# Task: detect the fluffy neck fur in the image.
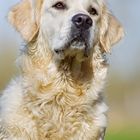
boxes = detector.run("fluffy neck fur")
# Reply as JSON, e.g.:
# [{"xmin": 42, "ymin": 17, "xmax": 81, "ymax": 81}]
[
  {"xmin": 0, "ymin": 33, "xmax": 109, "ymax": 140},
  {"xmin": 18, "ymin": 33, "xmax": 108, "ymax": 107}
]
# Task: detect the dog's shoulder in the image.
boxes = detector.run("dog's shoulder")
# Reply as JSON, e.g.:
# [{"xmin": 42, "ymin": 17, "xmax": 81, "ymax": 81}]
[{"xmin": 0, "ymin": 77, "xmax": 23, "ymax": 120}]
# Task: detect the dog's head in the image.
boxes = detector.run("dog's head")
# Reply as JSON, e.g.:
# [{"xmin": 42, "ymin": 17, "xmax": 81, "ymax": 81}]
[{"xmin": 9, "ymin": 0, "xmax": 124, "ymax": 61}]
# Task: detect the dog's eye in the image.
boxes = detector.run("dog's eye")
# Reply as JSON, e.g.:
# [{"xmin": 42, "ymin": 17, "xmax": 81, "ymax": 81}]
[
  {"xmin": 88, "ymin": 7, "xmax": 98, "ymax": 16},
  {"xmin": 52, "ymin": 2, "xmax": 67, "ymax": 10}
]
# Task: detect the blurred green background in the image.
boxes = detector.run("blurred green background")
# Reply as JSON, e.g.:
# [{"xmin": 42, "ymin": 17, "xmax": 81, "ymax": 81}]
[{"xmin": 0, "ymin": 0, "xmax": 140, "ymax": 139}]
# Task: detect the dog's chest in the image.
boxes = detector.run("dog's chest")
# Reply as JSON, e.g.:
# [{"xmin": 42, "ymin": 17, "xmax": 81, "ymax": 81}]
[
  {"xmin": 23, "ymin": 89, "xmax": 96, "ymax": 139},
  {"xmin": 38, "ymin": 105, "xmax": 94, "ymax": 139},
  {"xmin": 21, "ymin": 66, "xmax": 104, "ymax": 139}
]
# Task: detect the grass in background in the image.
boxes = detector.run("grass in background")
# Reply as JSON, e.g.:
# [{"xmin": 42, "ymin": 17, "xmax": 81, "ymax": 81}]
[
  {"xmin": 105, "ymin": 126, "xmax": 140, "ymax": 140},
  {"xmin": 106, "ymin": 132, "xmax": 140, "ymax": 140}
]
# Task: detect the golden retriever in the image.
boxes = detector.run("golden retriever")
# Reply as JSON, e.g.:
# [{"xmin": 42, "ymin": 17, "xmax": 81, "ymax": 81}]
[{"xmin": 0, "ymin": 0, "xmax": 124, "ymax": 139}]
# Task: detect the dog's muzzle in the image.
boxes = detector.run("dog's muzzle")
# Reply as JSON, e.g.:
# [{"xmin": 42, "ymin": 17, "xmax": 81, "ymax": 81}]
[
  {"xmin": 54, "ymin": 14, "xmax": 93, "ymax": 57},
  {"xmin": 70, "ymin": 14, "xmax": 92, "ymax": 46},
  {"xmin": 70, "ymin": 14, "xmax": 93, "ymax": 55}
]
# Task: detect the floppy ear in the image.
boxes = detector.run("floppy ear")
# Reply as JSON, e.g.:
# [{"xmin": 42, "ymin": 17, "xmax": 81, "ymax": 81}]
[
  {"xmin": 99, "ymin": 12, "xmax": 124, "ymax": 53},
  {"xmin": 8, "ymin": 0, "xmax": 43, "ymax": 42}
]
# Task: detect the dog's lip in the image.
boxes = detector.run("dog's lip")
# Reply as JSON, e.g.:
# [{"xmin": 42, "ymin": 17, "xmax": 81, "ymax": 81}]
[
  {"xmin": 69, "ymin": 35, "xmax": 89, "ymax": 46},
  {"xmin": 54, "ymin": 35, "xmax": 90, "ymax": 57}
]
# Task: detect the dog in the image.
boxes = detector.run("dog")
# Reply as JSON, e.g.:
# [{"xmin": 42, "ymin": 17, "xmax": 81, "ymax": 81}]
[{"xmin": 0, "ymin": 0, "xmax": 124, "ymax": 139}]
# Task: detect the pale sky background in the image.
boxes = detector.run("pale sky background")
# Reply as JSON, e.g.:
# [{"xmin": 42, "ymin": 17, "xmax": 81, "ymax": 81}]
[{"xmin": 0, "ymin": 0, "xmax": 140, "ymax": 79}]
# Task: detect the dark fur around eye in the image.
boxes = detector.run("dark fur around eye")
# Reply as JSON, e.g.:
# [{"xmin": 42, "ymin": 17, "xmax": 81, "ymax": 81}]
[{"xmin": 88, "ymin": 7, "xmax": 98, "ymax": 16}]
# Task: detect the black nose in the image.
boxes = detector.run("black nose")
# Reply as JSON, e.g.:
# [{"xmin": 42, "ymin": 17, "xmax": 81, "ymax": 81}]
[{"xmin": 72, "ymin": 14, "xmax": 93, "ymax": 30}]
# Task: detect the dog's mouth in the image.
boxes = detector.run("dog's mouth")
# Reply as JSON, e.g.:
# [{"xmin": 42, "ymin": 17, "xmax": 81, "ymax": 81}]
[
  {"xmin": 69, "ymin": 35, "xmax": 90, "ymax": 57},
  {"xmin": 55, "ymin": 30, "xmax": 91, "ymax": 58}
]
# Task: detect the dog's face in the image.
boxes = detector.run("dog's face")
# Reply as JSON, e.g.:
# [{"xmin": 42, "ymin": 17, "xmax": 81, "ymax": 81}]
[
  {"xmin": 9, "ymin": 0, "xmax": 124, "ymax": 60},
  {"xmin": 40, "ymin": 0, "xmax": 102, "ymax": 59}
]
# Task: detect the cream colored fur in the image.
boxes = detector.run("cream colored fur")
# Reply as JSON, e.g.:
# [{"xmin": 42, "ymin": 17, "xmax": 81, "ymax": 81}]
[{"xmin": 0, "ymin": 0, "xmax": 124, "ymax": 139}]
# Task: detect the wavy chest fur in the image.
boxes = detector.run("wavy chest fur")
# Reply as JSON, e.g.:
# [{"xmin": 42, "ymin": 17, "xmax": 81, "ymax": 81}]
[
  {"xmin": 18, "ymin": 54, "xmax": 108, "ymax": 139},
  {"xmin": 0, "ymin": 47, "xmax": 108, "ymax": 140}
]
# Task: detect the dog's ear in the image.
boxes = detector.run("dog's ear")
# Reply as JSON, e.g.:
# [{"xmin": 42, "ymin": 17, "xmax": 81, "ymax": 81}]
[
  {"xmin": 99, "ymin": 12, "xmax": 124, "ymax": 53},
  {"xmin": 8, "ymin": 0, "xmax": 43, "ymax": 42}
]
